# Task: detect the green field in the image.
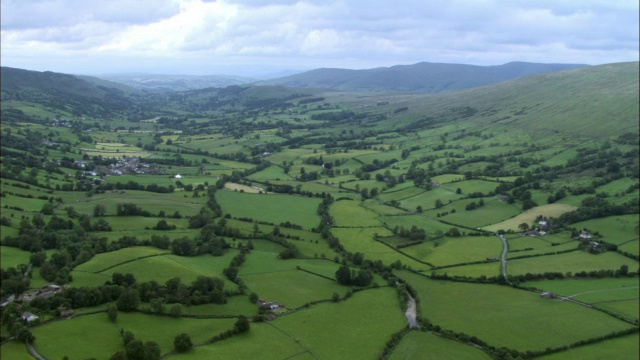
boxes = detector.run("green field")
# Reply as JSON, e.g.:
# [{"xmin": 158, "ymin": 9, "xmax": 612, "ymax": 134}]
[
  {"xmin": 274, "ymin": 287, "xmax": 406, "ymax": 359},
  {"xmin": 538, "ymin": 333, "xmax": 639, "ymax": 360},
  {"xmin": 508, "ymin": 251, "xmax": 639, "ymax": 276},
  {"xmin": 399, "ymin": 271, "xmax": 634, "ymax": 352},
  {"xmin": 389, "ymin": 331, "xmax": 492, "ymax": 360},
  {"xmin": 216, "ymin": 190, "xmax": 322, "ymax": 230},
  {"xmin": 0, "ymin": 246, "xmax": 31, "ymax": 269}
]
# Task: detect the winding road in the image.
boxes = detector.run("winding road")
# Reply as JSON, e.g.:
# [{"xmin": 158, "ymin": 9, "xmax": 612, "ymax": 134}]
[{"xmin": 497, "ymin": 234, "xmax": 511, "ymax": 285}]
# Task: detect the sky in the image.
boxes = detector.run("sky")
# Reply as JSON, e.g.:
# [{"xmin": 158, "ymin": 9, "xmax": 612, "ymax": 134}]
[{"xmin": 1, "ymin": 0, "xmax": 638, "ymax": 77}]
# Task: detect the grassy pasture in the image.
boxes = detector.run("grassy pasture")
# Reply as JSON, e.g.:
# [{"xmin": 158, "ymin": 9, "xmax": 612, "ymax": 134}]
[
  {"xmin": 377, "ymin": 184, "xmax": 425, "ymax": 203},
  {"xmin": 430, "ymin": 174, "xmax": 465, "ymax": 184},
  {"xmin": 595, "ymin": 300, "xmax": 639, "ymax": 321},
  {"xmin": 69, "ymin": 270, "xmax": 111, "ymax": 287},
  {"xmin": 102, "ymin": 253, "xmax": 238, "ymax": 287},
  {"xmin": 362, "ymin": 199, "xmax": 407, "ymax": 215},
  {"xmin": 379, "ymin": 215, "xmax": 458, "ymax": 236},
  {"xmin": 331, "ymin": 199, "xmax": 382, "ymax": 227},
  {"xmin": 508, "ymin": 251, "xmax": 639, "ymax": 276},
  {"xmin": 224, "ymin": 182, "xmax": 263, "ymax": 193},
  {"xmin": 399, "ymin": 271, "xmax": 634, "ymax": 352},
  {"xmin": 247, "ymin": 165, "xmax": 289, "ymax": 180},
  {"xmin": 0, "ymin": 225, "xmax": 19, "ymax": 240},
  {"xmin": 332, "ymin": 227, "xmax": 431, "ymax": 271},
  {"xmin": 1, "ymin": 193, "xmax": 49, "ymax": 212},
  {"xmin": 401, "ymin": 236, "xmax": 502, "ymax": 266},
  {"xmin": 117, "ymin": 312, "xmax": 237, "ymax": 354},
  {"xmin": 216, "ymin": 190, "xmax": 321, "ymax": 230},
  {"xmin": 242, "ymin": 269, "xmax": 346, "ymax": 309},
  {"xmin": 274, "ymin": 287, "xmax": 406, "ymax": 360},
  {"xmin": 183, "ymin": 295, "xmax": 256, "ymax": 316},
  {"xmin": 398, "ymin": 187, "xmax": 465, "ymax": 211},
  {"xmin": 0, "ymin": 246, "xmax": 30, "ymax": 269},
  {"xmin": 424, "ymin": 197, "xmax": 521, "ymax": 228},
  {"xmin": 537, "ymin": 333, "xmax": 639, "ymax": 360},
  {"xmin": 507, "ymin": 239, "xmax": 578, "ymax": 257},
  {"xmin": 524, "ymin": 277, "xmax": 639, "ymax": 320},
  {"xmin": 0, "ymin": 341, "xmax": 32, "ymax": 360},
  {"xmin": 619, "ymin": 240, "xmax": 639, "ymax": 256},
  {"xmin": 66, "ymin": 190, "xmax": 206, "ymax": 217},
  {"xmin": 440, "ymin": 179, "xmax": 499, "ymax": 195},
  {"xmin": 572, "ymin": 215, "xmax": 638, "ymax": 245},
  {"xmin": 483, "ymin": 203, "xmax": 578, "ymax": 232},
  {"xmin": 166, "ymin": 322, "xmax": 308, "ymax": 360},
  {"xmin": 389, "ymin": 331, "xmax": 492, "ymax": 360},
  {"xmin": 32, "ymin": 313, "xmax": 123, "ymax": 359},
  {"xmin": 429, "ymin": 262, "xmax": 501, "ymax": 278},
  {"xmin": 75, "ymin": 247, "xmax": 171, "ymax": 273}
]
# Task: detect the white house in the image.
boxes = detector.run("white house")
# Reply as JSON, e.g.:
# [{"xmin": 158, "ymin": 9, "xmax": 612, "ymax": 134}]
[{"xmin": 21, "ymin": 312, "xmax": 39, "ymax": 323}]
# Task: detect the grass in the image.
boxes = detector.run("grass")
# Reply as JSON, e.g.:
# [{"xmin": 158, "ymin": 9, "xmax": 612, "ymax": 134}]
[
  {"xmin": 182, "ymin": 296, "xmax": 257, "ymax": 316},
  {"xmin": 508, "ymin": 251, "xmax": 639, "ymax": 276},
  {"xmin": 524, "ymin": 277, "xmax": 640, "ymax": 320},
  {"xmin": 401, "ymin": 236, "xmax": 503, "ymax": 266},
  {"xmin": 572, "ymin": 215, "xmax": 639, "ymax": 245},
  {"xmin": 0, "ymin": 341, "xmax": 32, "ymax": 360},
  {"xmin": 274, "ymin": 287, "xmax": 407, "ymax": 360},
  {"xmin": 424, "ymin": 197, "xmax": 521, "ymax": 228},
  {"xmin": 331, "ymin": 199, "xmax": 382, "ymax": 227},
  {"xmin": 1, "ymin": 245, "xmax": 31, "ymax": 269},
  {"xmin": 116, "ymin": 312, "xmax": 236, "ymax": 354},
  {"xmin": 216, "ymin": 190, "xmax": 322, "ymax": 230},
  {"xmin": 32, "ymin": 312, "xmax": 123, "ymax": 359},
  {"xmin": 242, "ymin": 269, "xmax": 346, "ymax": 309},
  {"xmin": 537, "ymin": 332, "xmax": 639, "ymax": 360},
  {"xmin": 389, "ymin": 331, "xmax": 492, "ymax": 360},
  {"xmin": 74, "ymin": 247, "xmax": 171, "ymax": 273},
  {"xmin": 484, "ymin": 203, "xmax": 578, "ymax": 232},
  {"xmin": 102, "ymin": 253, "xmax": 238, "ymax": 287},
  {"xmin": 165, "ymin": 322, "xmax": 308, "ymax": 360},
  {"xmin": 398, "ymin": 271, "xmax": 634, "ymax": 352},
  {"xmin": 332, "ymin": 227, "xmax": 431, "ymax": 271}
]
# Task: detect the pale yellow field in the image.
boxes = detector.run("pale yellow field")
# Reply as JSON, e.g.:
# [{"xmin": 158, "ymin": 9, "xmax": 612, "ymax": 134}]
[
  {"xmin": 224, "ymin": 182, "xmax": 265, "ymax": 193},
  {"xmin": 483, "ymin": 203, "xmax": 577, "ymax": 232}
]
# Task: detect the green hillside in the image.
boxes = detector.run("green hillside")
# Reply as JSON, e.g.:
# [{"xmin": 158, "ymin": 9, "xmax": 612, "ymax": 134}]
[{"xmin": 259, "ymin": 61, "xmax": 587, "ymax": 93}]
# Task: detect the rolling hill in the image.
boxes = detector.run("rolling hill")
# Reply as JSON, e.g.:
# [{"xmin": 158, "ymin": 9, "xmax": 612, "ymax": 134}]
[
  {"xmin": 95, "ymin": 73, "xmax": 259, "ymax": 92},
  {"xmin": 1, "ymin": 67, "xmax": 142, "ymax": 117},
  {"xmin": 317, "ymin": 62, "xmax": 639, "ymax": 139},
  {"xmin": 258, "ymin": 61, "xmax": 588, "ymax": 93}
]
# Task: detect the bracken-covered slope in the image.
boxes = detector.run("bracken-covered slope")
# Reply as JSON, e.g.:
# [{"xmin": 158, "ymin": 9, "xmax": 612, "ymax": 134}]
[{"xmin": 258, "ymin": 61, "xmax": 587, "ymax": 93}]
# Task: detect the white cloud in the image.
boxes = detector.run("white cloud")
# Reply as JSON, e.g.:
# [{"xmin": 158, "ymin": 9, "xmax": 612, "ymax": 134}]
[{"xmin": 1, "ymin": 0, "xmax": 637, "ymax": 74}]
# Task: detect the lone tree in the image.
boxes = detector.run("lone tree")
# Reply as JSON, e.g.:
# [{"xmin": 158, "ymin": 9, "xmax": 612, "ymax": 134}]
[
  {"xmin": 335, "ymin": 265, "xmax": 352, "ymax": 285},
  {"xmin": 234, "ymin": 315, "xmax": 250, "ymax": 333},
  {"xmin": 174, "ymin": 333, "xmax": 193, "ymax": 353},
  {"xmin": 518, "ymin": 223, "xmax": 530, "ymax": 232}
]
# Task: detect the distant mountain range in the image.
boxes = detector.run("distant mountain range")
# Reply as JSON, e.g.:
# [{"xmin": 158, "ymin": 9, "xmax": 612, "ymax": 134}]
[
  {"xmin": 257, "ymin": 62, "xmax": 588, "ymax": 93},
  {"xmin": 1, "ymin": 61, "xmax": 601, "ymax": 118},
  {"xmin": 90, "ymin": 73, "xmax": 259, "ymax": 93}
]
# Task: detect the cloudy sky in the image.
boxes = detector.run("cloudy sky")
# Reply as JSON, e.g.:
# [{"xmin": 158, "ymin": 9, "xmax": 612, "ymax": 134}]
[{"xmin": 1, "ymin": 0, "xmax": 638, "ymax": 76}]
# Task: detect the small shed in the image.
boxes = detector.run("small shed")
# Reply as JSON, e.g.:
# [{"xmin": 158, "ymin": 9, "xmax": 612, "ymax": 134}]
[
  {"xmin": 21, "ymin": 312, "xmax": 39, "ymax": 323},
  {"xmin": 540, "ymin": 292, "xmax": 557, "ymax": 299}
]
